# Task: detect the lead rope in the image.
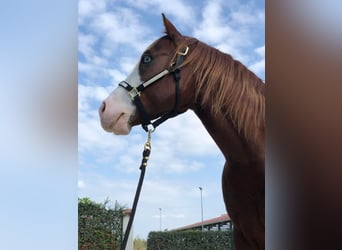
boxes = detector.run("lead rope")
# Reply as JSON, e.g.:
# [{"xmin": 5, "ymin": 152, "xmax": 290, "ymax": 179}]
[{"xmin": 120, "ymin": 129, "xmax": 154, "ymax": 250}]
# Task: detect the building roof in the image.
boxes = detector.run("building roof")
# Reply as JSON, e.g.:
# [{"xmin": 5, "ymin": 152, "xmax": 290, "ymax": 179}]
[
  {"xmin": 122, "ymin": 208, "xmax": 132, "ymax": 215},
  {"xmin": 174, "ymin": 214, "xmax": 231, "ymax": 231}
]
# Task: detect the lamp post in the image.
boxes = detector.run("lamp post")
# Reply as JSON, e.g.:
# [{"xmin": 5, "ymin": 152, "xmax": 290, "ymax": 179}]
[
  {"xmin": 159, "ymin": 208, "xmax": 162, "ymax": 231},
  {"xmin": 199, "ymin": 187, "xmax": 204, "ymax": 231}
]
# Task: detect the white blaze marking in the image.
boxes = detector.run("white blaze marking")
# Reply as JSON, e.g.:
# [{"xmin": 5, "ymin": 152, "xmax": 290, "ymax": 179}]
[
  {"xmin": 108, "ymin": 61, "xmax": 141, "ymax": 109},
  {"xmin": 124, "ymin": 62, "xmax": 142, "ymax": 87},
  {"xmin": 99, "ymin": 60, "xmax": 144, "ymax": 135}
]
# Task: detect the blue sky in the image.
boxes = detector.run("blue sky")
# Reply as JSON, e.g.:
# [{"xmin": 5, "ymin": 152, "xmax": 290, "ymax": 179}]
[{"xmin": 78, "ymin": 0, "xmax": 264, "ymax": 239}]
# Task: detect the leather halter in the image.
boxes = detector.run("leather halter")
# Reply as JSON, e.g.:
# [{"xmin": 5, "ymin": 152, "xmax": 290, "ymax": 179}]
[{"xmin": 119, "ymin": 46, "xmax": 189, "ymax": 132}]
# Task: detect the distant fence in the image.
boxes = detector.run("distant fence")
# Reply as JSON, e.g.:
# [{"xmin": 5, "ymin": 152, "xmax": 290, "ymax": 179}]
[{"xmin": 147, "ymin": 230, "xmax": 234, "ymax": 250}]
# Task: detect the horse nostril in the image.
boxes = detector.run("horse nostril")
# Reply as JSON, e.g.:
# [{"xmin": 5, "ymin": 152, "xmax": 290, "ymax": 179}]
[{"xmin": 100, "ymin": 101, "xmax": 106, "ymax": 113}]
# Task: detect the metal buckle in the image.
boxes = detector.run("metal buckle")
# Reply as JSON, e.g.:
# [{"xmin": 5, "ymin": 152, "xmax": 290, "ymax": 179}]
[
  {"xmin": 143, "ymin": 128, "xmax": 154, "ymax": 151},
  {"xmin": 177, "ymin": 46, "xmax": 189, "ymax": 56},
  {"xmin": 128, "ymin": 87, "xmax": 141, "ymax": 100}
]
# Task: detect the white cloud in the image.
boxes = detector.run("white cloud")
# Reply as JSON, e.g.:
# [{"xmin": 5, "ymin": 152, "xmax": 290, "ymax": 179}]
[
  {"xmin": 78, "ymin": 33, "xmax": 97, "ymax": 60},
  {"xmin": 110, "ymin": 112, "xmax": 223, "ymax": 175},
  {"xmin": 78, "ymin": 61, "xmax": 127, "ymax": 87},
  {"xmin": 155, "ymin": 112, "xmax": 219, "ymax": 156},
  {"xmin": 78, "ymin": 109, "xmax": 222, "ymax": 175},
  {"xmin": 78, "ymin": 0, "xmax": 108, "ymax": 25},
  {"xmin": 78, "ymin": 180, "xmax": 85, "ymax": 189},
  {"xmin": 249, "ymin": 58, "xmax": 265, "ymax": 79},
  {"xmin": 248, "ymin": 45, "xmax": 265, "ymax": 78},
  {"xmin": 193, "ymin": 1, "xmax": 234, "ymax": 45},
  {"xmin": 192, "ymin": 0, "xmax": 264, "ymax": 66},
  {"xmin": 107, "ymin": 69, "xmax": 127, "ymax": 84},
  {"xmin": 78, "ymin": 84, "xmax": 109, "ymax": 111},
  {"xmin": 90, "ymin": 8, "xmax": 153, "ymax": 52},
  {"xmin": 255, "ymin": 45, "xmax": 265, "ymax": 57},
  {"xmin": 78, "ymin": 84, "xmax": 133, "ymax": 162},
  {"xmin": 231, "ymin": 3, "xmax": 264, "ymax": 25},
  {"xmin": 125, "ymin": 0, "xmax": 197, "ymax": 25},
  {"xmin": 78, "ymin": 61, "xmax": 94, "ymax": 75}
]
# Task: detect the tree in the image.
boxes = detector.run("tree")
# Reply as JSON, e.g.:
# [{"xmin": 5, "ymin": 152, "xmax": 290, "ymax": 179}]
[
  {"xmin": 78, "ymin": 197, "xmax": 126, "ymax": 250},
  {"xmin": 134, "ymin": 237, "xmax": 147, "ymax": 250}
]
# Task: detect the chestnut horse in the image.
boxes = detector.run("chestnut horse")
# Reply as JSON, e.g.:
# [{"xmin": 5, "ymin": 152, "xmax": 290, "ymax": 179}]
[{"xmin": 99, "ymin": 14, "xmax": 265, "ymax": 250}]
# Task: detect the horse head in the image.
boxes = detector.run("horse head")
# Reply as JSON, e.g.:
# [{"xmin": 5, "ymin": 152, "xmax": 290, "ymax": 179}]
[{"xmin": 99, "ymin": 14, "xmax": 196, "ymax": 134}]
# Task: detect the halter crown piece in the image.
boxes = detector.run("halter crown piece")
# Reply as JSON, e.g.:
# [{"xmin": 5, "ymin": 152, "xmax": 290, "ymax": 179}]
[{"xmin": 119, "ymin": 46, "xmax": 189, "ymax": 132}]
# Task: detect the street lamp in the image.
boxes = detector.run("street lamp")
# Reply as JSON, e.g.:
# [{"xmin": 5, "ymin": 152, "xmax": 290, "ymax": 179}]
[
  {"xmin": 199, "ymin": 187, "xmax": 204, "ymax": 231},
  {"xmin": 159, "ymin": 208, "xmax": 162, "ymax": 231}
]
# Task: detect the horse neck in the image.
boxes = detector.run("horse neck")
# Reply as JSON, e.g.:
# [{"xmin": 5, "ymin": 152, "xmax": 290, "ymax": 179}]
[
  {"xmin": 186, "ymin": 43, "xmax": 265, "ymax": 167},
  {"xmin": 193, "ymin": 104, "xmax": 264, "ymax": 167}
]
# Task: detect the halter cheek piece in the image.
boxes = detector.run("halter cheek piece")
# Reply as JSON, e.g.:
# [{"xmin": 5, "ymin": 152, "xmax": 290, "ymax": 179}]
[{"xmin": 119, "ymin": 46, "xmax": 189, "ymax": 132}]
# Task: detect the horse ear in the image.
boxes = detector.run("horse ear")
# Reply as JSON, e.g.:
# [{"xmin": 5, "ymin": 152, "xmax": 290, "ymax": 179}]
[{"xmin": 162, "ymin": 13, "xmax": 182, "ymax": 43}]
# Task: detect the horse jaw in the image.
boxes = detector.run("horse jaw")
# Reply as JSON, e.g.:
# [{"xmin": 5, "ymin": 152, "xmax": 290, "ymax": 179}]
[{"xmin": 99, "ymin": 63, "xmax": 140, "ymax": 135}]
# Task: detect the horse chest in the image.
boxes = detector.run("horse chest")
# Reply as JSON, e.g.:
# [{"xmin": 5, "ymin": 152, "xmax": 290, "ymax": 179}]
[{"xmin": 222, "ymin": 161, "xmax": 265, "ymax": 242}]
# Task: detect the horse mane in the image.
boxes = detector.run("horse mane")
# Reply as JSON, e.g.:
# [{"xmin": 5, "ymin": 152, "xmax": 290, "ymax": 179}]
[{"xmin": 179, "ymin": 38, "xmax": 265, "ymax": 141}]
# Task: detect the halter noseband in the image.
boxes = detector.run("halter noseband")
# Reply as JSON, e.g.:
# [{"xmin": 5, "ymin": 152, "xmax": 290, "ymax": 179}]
[{"xmin": 119, "ymin": 46, "xmax": 189, "ymax": 132}]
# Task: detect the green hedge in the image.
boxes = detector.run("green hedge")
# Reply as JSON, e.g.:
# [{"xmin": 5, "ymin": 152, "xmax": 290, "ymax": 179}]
[
  {"xmin": 147, "ymin": 230, "xmax": 234, "ymax": 250},
  {"xmin": 78, "ymin": 198, "xmax": 125, "ymax": 250}
]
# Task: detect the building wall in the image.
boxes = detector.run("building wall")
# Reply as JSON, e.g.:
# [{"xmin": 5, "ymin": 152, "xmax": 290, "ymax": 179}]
[{"xmin": 122, "ymin": 211, "xmax": 133, "ymax": 250}]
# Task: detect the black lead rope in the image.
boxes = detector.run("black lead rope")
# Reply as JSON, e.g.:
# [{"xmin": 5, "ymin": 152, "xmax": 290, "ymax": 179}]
[
  {"xmin": 120, "ymin": 129, "xmax": 153, "ymax": 250},
  {"xmin": 119, "ymin": 47, "xmax": 188, "ymax": 249}
]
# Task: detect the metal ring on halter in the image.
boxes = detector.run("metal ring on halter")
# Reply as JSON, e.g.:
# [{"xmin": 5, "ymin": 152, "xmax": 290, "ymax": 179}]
[
  {"xmin": 177, "ymin": 46, "xmax": 189, "ymax": 56},
  {"xmin": 147, "ymin": 125, "xmax": 156, "ymax": 134}
]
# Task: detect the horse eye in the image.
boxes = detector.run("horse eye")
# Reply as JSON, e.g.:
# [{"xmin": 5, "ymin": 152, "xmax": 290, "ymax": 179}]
[{"xmin": 142, "ymin": 55, "xmax": 152, "ymax": 64}]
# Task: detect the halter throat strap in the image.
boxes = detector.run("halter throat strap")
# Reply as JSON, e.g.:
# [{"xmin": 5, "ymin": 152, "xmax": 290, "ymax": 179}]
[{"xmin": 118, "ymin": 46, "xmax": 188, "ymax": 132}]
